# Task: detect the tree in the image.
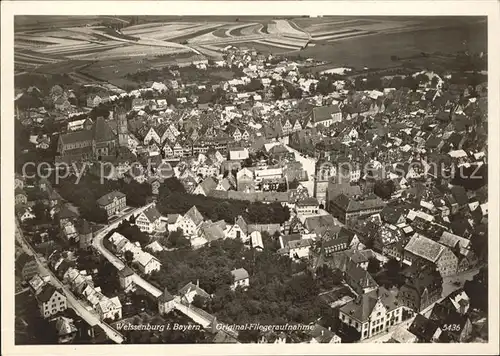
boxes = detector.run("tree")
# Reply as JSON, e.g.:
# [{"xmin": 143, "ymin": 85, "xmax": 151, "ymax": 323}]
[
  {"xmin": 374, "ymin": 180, "xmax": 396, "ymax": 200},
  {"xmin": 402, "ymin": 75, "xmax": 418, "ymax": 91},
  {"xmin": 124, "ymin": 250, "xmax": 134, "ymax": 265},
  {"xmin": 367, "ymin": 257, "xmax": 381, "ymax": 274},
  {"xmin": 81, "ymin": 203, "xmax": 108, "ymax": 224},
  {"xmin": 167, "ymin": 229, "xmax": 190, "ymax": 249},
  {"xmin": 385, "ymin": 258, "xmax": 401, "ymax": 276},
  {"xmin": 273, "ymin": 85, "xmax": 284, "ymax": 100},
  {"xmin": 390, "ymin": 55, "xmax": 399, "ymax": 61},
  {"xmin": 309, "ymin": 82, "xmax": 316, "ymax": 94},
  {"xmin": 246, "ymin": 78, "xmax": 264, "ymax": 92},
  {"xmin": 32, "ymin": 201, "xmax": 49, "ymax": 223},
  {"xmin": 192, "ymin": 294, "xmax": 207, "ymax": 309},
  {"xmin": 430, "ymin": 76, "xmax": 440, "ymax": 88}
]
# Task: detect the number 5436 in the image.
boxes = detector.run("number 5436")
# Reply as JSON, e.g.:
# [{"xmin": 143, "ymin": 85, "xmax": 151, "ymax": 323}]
[{"xmin": 443, "ymin": 324, "xmax": 461, "ymax": 331}]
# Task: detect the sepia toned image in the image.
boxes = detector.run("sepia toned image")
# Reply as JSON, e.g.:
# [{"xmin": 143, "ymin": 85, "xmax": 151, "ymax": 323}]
[{"xmin": 2, "ymin": 1, "xmax": 498, "ymax": 354}]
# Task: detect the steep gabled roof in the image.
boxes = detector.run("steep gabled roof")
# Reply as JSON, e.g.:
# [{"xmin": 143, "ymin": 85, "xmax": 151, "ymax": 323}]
[
  {"xmin": 93, "ymin": 117, "xmax": 116, "ymax": 143},
  {"xmin": 184, "ymin": 205, "xmax": 204, "ymax": 226},
  {"xmin": 404, "ymin": 234, "xmax": 445, "ymax": 263}
]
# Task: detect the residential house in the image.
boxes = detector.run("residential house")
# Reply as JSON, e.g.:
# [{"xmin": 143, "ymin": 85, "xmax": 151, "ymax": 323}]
[
  {"xmin": 15, "ymin": 173, "xmax": 25, "ymax": 190},
  {"xmin": 16, "ymin": 254, "xmax": 39, "ymax": 281},
  {"xmin": 135, "ymin": 253, "xmax": 162, "ymax": 275},
  {"xmin": 309, "ymin": 105, "xmax": 342, "ymax": 128},
  {"xmin": 229, "ymin": 148, "xmax": 249, "ymax": 161},
  {"xmin": 408, "ymin": 314, "xmax": 443, "ymax": 342},
  {"xmin": 198, "ymin": 220, "xmax": 226, "ymax": 245},
  {"xmin": 339, "ymin": 287, "xmax": 404, "ymax": 340},
  {"xmin": 303, "ymin": 214, "xmax": 337, "ymax": 235},
  {"xmin": 36, "ymin": 284, "xmax": 67, "ymax": 319},
  {"xmin": 344, "ymin": 262, "xmax": 379, "ymax": 295},
  {"xmin": 97, "ymin": 191, "xmax": 126, "ymax": 218},
  {"xmin": 135, "ymin": 205, "xmax": 164, "ymax": 234},
  {"xmin": 179, "ymin": 206, "xmax": 204, "ymax": 236},
  {"xmin": 15, "ymin": 188, "xmax": 28, "ymax": 205},
  {"xmin": 142, "ymin": 127, "xmax": 161, "ymax": 146},
  {"xmin": 50, "ymin": 316, "xmax": 78, "ymax": 344},
  {"xmin": 404, "ymin": 234, "xmax": 459, "ymax": 277},
  {"xmin": 308, "ymin": 324, "xmax": 341, "ymax": 343},
  {"xmin": 19, "ymin": 207, "xmax": 36, "ymax": 222},
  {"xmin": 117, "ymin": 266, "xmax": 135, "ymax": 292},
  {"xmin": 158, "ymin": 287, "xmax": 176, "ymax": 315},
  {"xmin": 236, "ymin": 167, "xmax": 255, "ymax": 193},
  {"xmin": 231, "ymin": 268, "xmax": 250, "ymax": 291},
  {"xmin": 399, "ymin": 262, "xmax": 443, "ymax": 312},
  {"xmin": 96, "ymin": 296, "xmax": 122, "ymax": 321},
  {"xmin": 179, "ymin": 281, "xmax": 211, "ymax": 304},
  {"xmin": 329, "ymin": 194, "xmax": 386, "ymax": 225},
  {"xmin": 278, "ymin": 238, "xmax": 313, "ymax": 261},
  {"xmin": 225, "ymin": 215, "xmax": 248, "ymax": 241},
  {"xmin": 193, "ymin": 177, "xmax": 218, "ymax": 196},
  {"xmin": 258, "ymin": 331, "xmax": 287, "ymax": 344},
  {"xmin": 428, "ymin": 302, "xmax": 473, "ymax": 342},
  {"xmin": 250, "ymin": 231, "xmax": 264, "ymax": 249},
  {"xmin": 166, "ymin": 214, "xmax": 181, "ymax": 232},
  {"xmin": 295, "ymin": 197, "xmax": 320, "ymax": 215},
  {"xmin": 389, "ymin": 326, "xmax": 418, "ymax": 343}
]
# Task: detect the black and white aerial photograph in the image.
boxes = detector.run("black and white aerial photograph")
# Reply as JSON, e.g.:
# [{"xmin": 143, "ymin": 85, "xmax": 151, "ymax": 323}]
[{"xmin": 3, "ymin": 1, "xmax": 497, "ymax": 352}]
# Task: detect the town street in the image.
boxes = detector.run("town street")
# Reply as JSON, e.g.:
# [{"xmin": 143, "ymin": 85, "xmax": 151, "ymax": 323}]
[
  {"xmin": 15, "ymin": 219, "xmax": 125, "ymax": 344},
  {"xmin": 91, "ymin": 204, "xmax": 235, "ymax": 329},
  {"xmin": 284, "ymin": 143, "xmax": 317, "ymax": 195}
]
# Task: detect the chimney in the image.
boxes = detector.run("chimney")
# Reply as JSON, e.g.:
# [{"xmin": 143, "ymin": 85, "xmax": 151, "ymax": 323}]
[
  {"xmin": 321, "ymin": 330, "xmax": 324, "ymax": 336},
  {"xmin": 196, "ymin": 279, "xmax": 199, "ymax": 288}
]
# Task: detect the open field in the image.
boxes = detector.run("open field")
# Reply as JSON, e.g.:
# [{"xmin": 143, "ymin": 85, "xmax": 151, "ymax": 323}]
[
  {"xmin": 14, "ymin": 16, "xmax": 486, "ymax": 89},
  {"xmin": 15, "ymin": 15, "xmax": 129, "ymax": 32},
  {"xmin": 298, "ymin": 22, "xmax": 487, "ymax": 70}
]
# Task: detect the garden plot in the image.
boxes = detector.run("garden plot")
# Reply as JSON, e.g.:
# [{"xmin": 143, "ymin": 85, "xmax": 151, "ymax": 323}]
[
  {"xmin": 312, "ymin": 29, "xmax": 373, "ymax": 41},
  {"xmin": 240, "ymin": 24, "xmax": 264, "ymax": 36},
  {"xmin": 192, "ymin": 45, "xmax": 225, "ymax": 59},
  {"xmin": 260, "ymin": 36, "xmax": 308, "ymax": 49},
  {"xmin": 33, "ymin": 29, "xmax": 99, "ymax": 42},
  {"xmin": 254, "ymin": 39, "xmax": 301, "ymax": 51},
  {"xmin": 271, "ymin": 20, "xmax": 309, "ymax": 39},
  {"xmin": 84, "ymin": 44, "xmax": 192, "ymax": 60},
  {"xmin": 187, "ymin": 32, "xmax": 221, "ymax": 44},
  {"xmin": 15, "ymin": 35, "xmax": 83, "ymax": 46},
  {"xmin": 36, "ymin": 41, "xmax": 124, "ymax": 58},
  {"xmin": 227, "ymin": 23, "xmax": 259, "ymax": 37},
  {"xmin": 160, "ymin": 23, "xmax": 226, "ymax": 41},
  {"xmin": 123, "ymin": 23, "xmax": 201, "ymax": 39}
]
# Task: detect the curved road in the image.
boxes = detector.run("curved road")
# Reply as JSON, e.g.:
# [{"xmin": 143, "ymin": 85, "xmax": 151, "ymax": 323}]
[
  {"xmin": 15, "ymin": 219, "xmax": 125, "ymax": 343},
  {"xmin": 92, "ymin": 204, "xmax": 233, "ymax": 330}
]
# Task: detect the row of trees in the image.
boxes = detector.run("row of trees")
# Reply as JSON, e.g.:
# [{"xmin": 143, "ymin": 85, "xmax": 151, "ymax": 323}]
[
  {"xmin": 156, "ymin": 178, "xmax": 290, "ymax": 225},
  {"xmin": 56, "ymin": 174, "xmax": 152, "ymax": 223}
]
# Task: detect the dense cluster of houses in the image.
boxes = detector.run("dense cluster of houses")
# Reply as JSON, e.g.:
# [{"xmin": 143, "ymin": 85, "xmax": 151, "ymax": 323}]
[{"xmin": 14, "ymin": 42, "xmax": 488, "ymax": 344}]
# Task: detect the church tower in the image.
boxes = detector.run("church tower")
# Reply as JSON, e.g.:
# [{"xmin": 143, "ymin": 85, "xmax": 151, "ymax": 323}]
[{"xmin": 116, "ymin": 106, "xmax": 129, "ymax": 147}]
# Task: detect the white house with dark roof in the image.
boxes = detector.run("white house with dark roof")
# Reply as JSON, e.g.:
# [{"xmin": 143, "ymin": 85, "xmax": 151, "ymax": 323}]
[
  {"xmin": 97, "ymin": 191, "xmax": 126, "ymax": 217},
  {"xmin": 339, "ymin": 287, "xmax": 404, "ymax": 340},
  {"xmin": 231, "ymin": 268, "xmax": 250, "ymax": 291},
  {"xmin": 225, "ymin": 215, "xmax": 248, "ymax": 241},
  {"xmin": 404, "ymin": 234, "xmax": 458, "ymax": 277},
  {"xmin": 96, "ymin": 296, "xmax": 122, "ymax": 321},
  {"xmin": 36, "ymin": 284, "xmax": 67, "ymax": 319},
  {"xmin": 135, "ymin": 205, "xmax": 164, "ymax": 234},
  {"xmin": 309, "ymin": 105, "xmax": 342, "ymax": 128},
  {"xmin": 179, "ymin": 206, "xmax": 204, "ymax": 236}
]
